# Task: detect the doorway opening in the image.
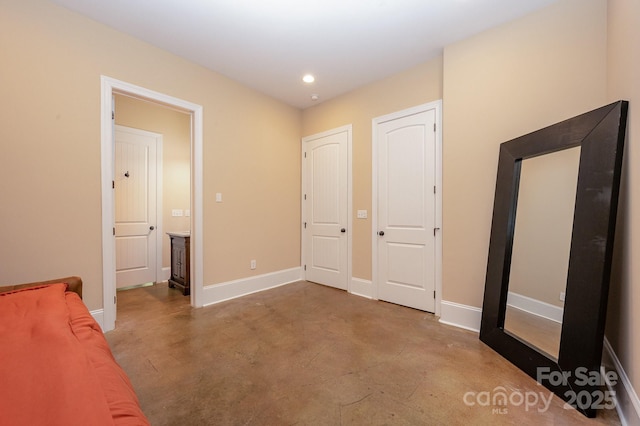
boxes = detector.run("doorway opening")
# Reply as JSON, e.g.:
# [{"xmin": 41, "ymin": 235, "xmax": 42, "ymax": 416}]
[{"xmin": 101, "ymin": 76, "xmax": 203, "ymax": 332}]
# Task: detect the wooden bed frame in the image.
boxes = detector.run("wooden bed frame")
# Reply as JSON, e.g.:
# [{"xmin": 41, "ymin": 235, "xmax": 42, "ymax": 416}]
[{"xmin": 0, "ymin": 276, "xmax": 83, "ymax": 298}]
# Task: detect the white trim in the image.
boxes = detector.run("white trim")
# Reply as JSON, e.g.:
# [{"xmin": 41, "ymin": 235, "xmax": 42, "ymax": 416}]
[
  {"xmin": 301, "ymin": 125, "xmax": 353, "ymax": 292},
  {"xmin": 434, "ymin": 101, "xmax": 443, "ymax": 316},
  {"xmin": 349, "ymin": 278, "xmax": 373, "ymax": 299},
  {"xmin": 101, "ymin": 76, "xmax": 204, "ymax": 332},
  {"xmin": 371, "ymin": 100, "xmax": 443, "ymax": 315},
  {"xmin": 156, "ymin": 133, "xmax": 164, "ymax": 284},
  {"xmin": 506, "ymin": 291, "xmax": 564, "ymax": 323},
  {"xmin": 202, "ymin": 267, "xmax": 303, "ymax": 307},
  {"xmin": 90, "ymin": 309, "xmax": 105, "ymax": 330},
  {"xmin": 602, "ymin": 338, "xmax": 640, "ymax": 426},
  {"xmin": 439, "ymin": 300, "xmax": 482, "ymax": 333},
  {"xmin": 347, "ymin": 127, "xmax": 353, "ymax": 293}
]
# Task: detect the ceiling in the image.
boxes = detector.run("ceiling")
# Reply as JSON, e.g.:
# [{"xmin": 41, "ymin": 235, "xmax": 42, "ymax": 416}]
[{"xmin": 50, "ymin": 0, "xmax": 556, "ymax": 109}]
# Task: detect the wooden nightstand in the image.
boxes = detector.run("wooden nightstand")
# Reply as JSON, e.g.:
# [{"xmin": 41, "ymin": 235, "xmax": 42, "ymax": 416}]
[{"xmin": 167, "ymin": 232, "xmax": 190, "ymax": 296}]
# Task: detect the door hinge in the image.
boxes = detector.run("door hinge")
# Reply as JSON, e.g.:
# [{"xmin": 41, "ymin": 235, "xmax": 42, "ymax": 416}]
[
  {"xmin": 434, "ymin": 227, "xmax": 440, "ymax": 236},
  {"xmin": 304, "ymin": 152, "xmax": 307, "ymax": 158},
  {"xmin": 113, "ymin": 227, "xmax": 115, "ymax": 236},
  {"xmin": 114, "ymin": 295, "xmax": 117, "ymax": 304},
  {"xmin": 433, "ymin": 123, "xmax": 436, "ymax": 132},
  {"xmin": 112, "ymin": 180, "xmax": 115, "ymax": 189},
  {"xmin": 304, "ymin": 265, "xmax": 307, "ymax": 271},
  {"xmin": 112, "ymin": 111, "xmax": 115, "ymax": 120},
  {"xmin": 434, "ymin": 291, "xmax": 436, "ymax": 299},
  {"xmin": 304, "ymin": 194, "xmax": 307, "ymax": 200},
  {"xmin": 304, "ymin": 222, "xmax": 307, "ymax": 229},
  {"xmin": 433, "ymin": 185, "xmax": 436, "ymax": 194}
]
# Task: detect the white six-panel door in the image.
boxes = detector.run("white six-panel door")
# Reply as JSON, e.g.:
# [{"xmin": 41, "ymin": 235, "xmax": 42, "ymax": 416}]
[
  {"xmin": 374, "ymin": 106, "xmax": 438, "ymax": 312},
  {"xmin": 302, "ymin": 127, "xmax": 351, "ymax": 290},
  {"xmin": 115, "ymin": 125, "xmax": 160, "ymax": 289}
]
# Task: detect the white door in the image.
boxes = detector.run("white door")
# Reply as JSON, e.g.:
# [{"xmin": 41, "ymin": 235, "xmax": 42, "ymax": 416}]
[
  {"xmin": 375, "ymin": 107, "xmax": 438, "ymax": 312},
  {"xmin": 115, "ymin": 125, "xmax": 160, "ymax": 289},
  {"xmin": 302, "ymin": 127, "xmax": 350, "ymax": 290}
]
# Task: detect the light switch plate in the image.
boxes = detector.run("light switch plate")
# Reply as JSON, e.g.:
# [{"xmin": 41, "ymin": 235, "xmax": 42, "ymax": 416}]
[
  {"xmin": 172, "ymin": 209, "xmax": 183, "ymax": 217},
  {"xmin": 357, "ymin": 210, "xmax": 368, "ymax": 219},
  {"xmin": 216, "ymin": 193, "xmax": 222, "ymax": 202}
]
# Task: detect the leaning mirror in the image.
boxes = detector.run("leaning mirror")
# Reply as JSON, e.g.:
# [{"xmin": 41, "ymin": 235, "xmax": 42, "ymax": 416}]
[{"xmin": 480, "ymin": 101, "xmax": 628, "ymax": 418}]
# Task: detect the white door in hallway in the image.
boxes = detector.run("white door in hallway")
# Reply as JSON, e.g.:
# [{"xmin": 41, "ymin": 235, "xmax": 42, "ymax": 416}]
[
  {"xmin": 375, "ymin": 107, "xmax": 437, "ymax": 312},
  {"xmin": 302, "ymin": 127, "xmax": 350, "ymax": 290},
  {"xmin": 115, "ymin": 125, "xmax": 160, "ymax": 289}
]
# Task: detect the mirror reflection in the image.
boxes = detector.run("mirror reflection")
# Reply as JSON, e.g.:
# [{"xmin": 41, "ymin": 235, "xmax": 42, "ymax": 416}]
[{"xmin": 504, "ymin": 146, "xmax": 581, "ymax": 360}]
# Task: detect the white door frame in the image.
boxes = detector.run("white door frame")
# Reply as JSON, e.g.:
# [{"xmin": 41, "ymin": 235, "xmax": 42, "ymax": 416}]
[
  {"xmin": 301, "ymin": 125, "xmax": 352, "ymax": 291},
  {"xmin": 114, "ymin": 125, "xmax": 163, "ymax": 287},
  {"xmin": 372, "ymin": 100, "xmax": 443, "ymax": 316},
  {"xmin": 101, "ymin": 76, "xmax": 204, "ymax": 332}
]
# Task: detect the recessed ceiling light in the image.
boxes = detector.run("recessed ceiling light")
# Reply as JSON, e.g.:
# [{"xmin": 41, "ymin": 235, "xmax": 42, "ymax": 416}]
[{"xmin": 302, "ymin": 74, "xmax": 315, "ymax": 83}]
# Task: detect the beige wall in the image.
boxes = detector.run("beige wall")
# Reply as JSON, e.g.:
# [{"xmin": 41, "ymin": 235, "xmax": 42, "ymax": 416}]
[
  {"xmin": 301, "ymin": 58, "xmax": 443, "ymax": 279},
  {"xmin": 607, "ymin": 0, "xmax": 640, "ymax": 405},
  {"xmin": 0, "ymin": 0, "xmax": 301, "ymax": 310},
  {"xmin": 442, "ymin": 0, "xmax": 607, "ymax": 307},
  {"xmin": 114, "ymin": 94, "xmax": 191, "ymax": 269}
]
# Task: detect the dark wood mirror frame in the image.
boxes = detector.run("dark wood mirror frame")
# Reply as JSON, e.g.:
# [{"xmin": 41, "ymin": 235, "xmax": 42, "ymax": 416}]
[{"xmin": 479, "ymin": 101, "xmax": 628, "ymax": 418}]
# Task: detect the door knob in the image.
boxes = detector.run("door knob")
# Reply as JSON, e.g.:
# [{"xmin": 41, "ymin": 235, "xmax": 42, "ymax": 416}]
[
  {"xmin": 150, "ymin": 226, "xmax": 155, "ymax": 231},
  {"xmin": 341, "ymin": 228, "xmax": 346, "ymax": 233},
  {"xmin": 378, "ymin": 231, "xmax": 384, "ymax": 236}
]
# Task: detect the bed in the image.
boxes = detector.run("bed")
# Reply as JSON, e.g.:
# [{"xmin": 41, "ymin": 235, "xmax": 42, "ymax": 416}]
[{"xmin": 0, "ymin": 276, "xmax": 149, "ymax": 425}]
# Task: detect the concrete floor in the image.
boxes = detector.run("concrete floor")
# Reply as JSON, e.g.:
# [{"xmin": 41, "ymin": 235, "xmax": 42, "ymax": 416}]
[{"xmin": 105, "ymin": 281, "xmax": 620, "ymax": 425}]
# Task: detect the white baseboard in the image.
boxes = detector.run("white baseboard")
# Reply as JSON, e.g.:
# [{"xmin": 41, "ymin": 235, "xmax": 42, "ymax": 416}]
[
  {"xmin": 602, "ymin": 338, "xmax": 640, "ymax": 426},
  {"xmin": 439, "ymin": 300, "xmax": 481, "ymax": 333},
  {"xmin": 202, "ymin": 267, "xmax": 302, "ymax": 307},
  {"xmin": 350, "ymin": 278, "xmax": 373, "ymax": 299},
  {"xmin": 90, "ymin": 309, "xmax": 105, "ymax": 330},
  {"xmin": 507, "ymin": 291, "xmax": 563, "ymax": 323}
]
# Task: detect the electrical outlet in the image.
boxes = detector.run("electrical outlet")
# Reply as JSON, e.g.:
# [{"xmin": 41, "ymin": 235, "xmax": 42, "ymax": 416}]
[
  {"xmin": 172, "ymin": 209, "xmax": 183, "ymax": 217},
  {"xmin": 250, "ymin": 260, "xmax": 256, "ymax": 270},
  {"xmin": 357, "ymin": 210, "xmax": 368, "ymax": 219}
]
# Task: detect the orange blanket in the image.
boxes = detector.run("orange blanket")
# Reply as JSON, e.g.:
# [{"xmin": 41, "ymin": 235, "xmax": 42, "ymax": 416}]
[{"xmin": 0, "ymin": 284, "xmax": 149, "ymax": 426}]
